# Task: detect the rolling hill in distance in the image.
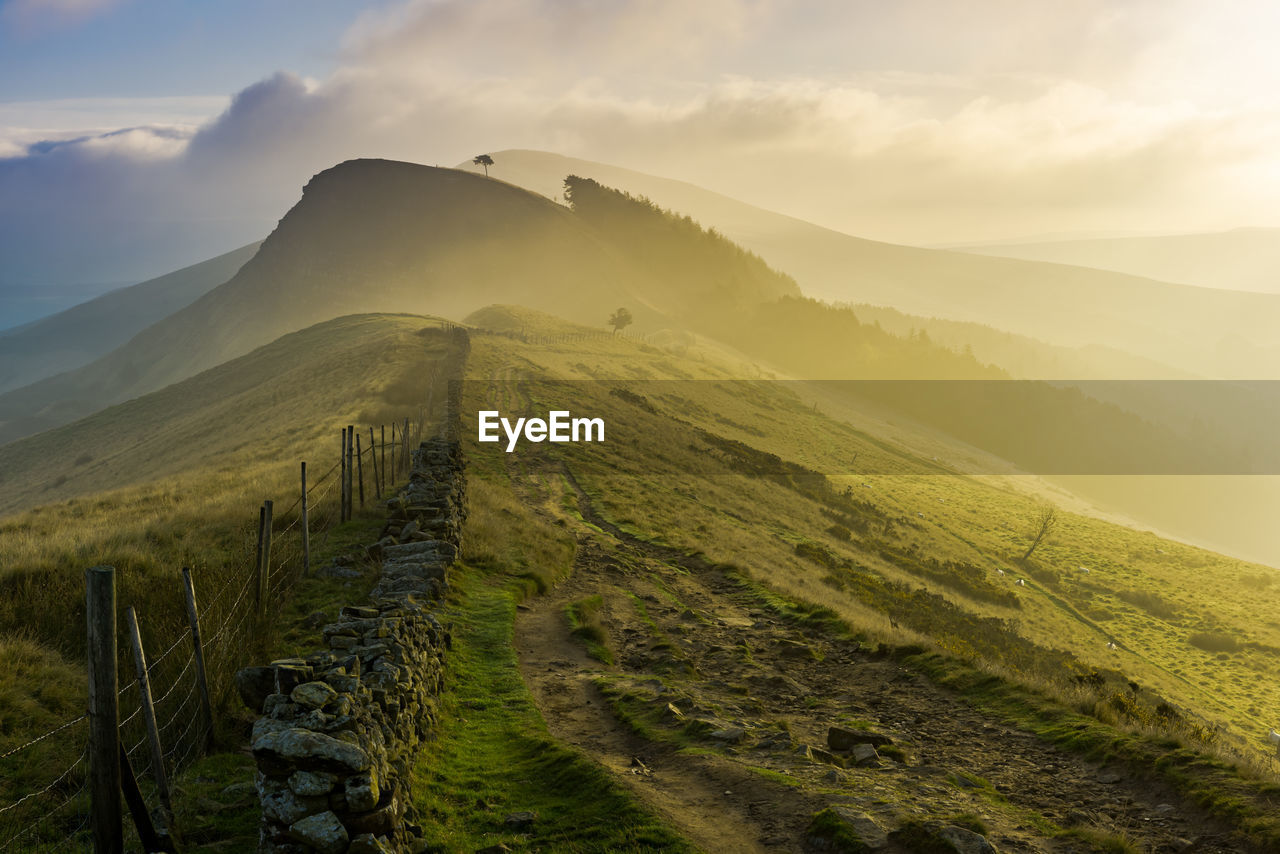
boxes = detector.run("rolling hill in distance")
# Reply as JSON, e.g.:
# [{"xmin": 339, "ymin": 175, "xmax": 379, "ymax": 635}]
[
  {"xmin": 0, "ymin": 242, "xmax": 260, "ymax": 395},
  {"xmin": 0, "ymin": 159, "xmax": 770, "ymax": 445},
  {"xmin": 958, "ymin": 228, "xmax": 1280, "ymax": 295},
  {"xmin": 3, "ymin": 156, "xmax": 1276, "ymax": 571},
  {"xmin": 468, "ymin": 150, "xmax": 1280, "ymax": 379},
  {"xmin": 0, "ymin": 313, "xmax": 446, "ymax": 519},
  {"xmin": 7, "ymin": 151, "xmax": 1273, "ymax": 451}
]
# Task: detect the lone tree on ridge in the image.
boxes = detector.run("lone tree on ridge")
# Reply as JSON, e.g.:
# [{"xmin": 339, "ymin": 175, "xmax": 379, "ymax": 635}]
[
  {"xmin": 1020, "ymin": 504, "xmax": 1058, "ymax": 562},
  {"xmin": 609, "ymin": 307, "xmax": 633, "ymax": 335},
  {"xmin": 473, "ymin": 153, "xmax": 494, "ymax": 176}
]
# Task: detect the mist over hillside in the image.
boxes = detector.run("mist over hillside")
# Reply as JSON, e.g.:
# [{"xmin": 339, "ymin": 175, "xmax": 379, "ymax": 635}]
[
  {"xmin": 0, "ymin": 161, "xmax": 665, "ymax": 443},
  {"xmin": 0, "ymin": 159, "xmax": 982, "ymax": 446},
  {"xmin": 471, "ymin": 150, "xmax": 1280, "ymax": 380}
]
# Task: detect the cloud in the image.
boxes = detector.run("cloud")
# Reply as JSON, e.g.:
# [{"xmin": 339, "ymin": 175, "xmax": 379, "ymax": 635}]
[
  {"xmin": 1, "ymin": 0, "xmax": 126, "ymax": 35},
  {"xmin": 3, "ymin": 0, "xmax": 1280, "ymax": 290}
]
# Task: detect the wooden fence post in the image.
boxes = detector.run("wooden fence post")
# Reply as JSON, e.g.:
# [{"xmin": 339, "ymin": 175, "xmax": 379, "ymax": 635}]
[
  {"xmin": 86, "ymin": 565, "xmax": 122, "ymax": 854},
  {"xmin": 254, "ymin": 504, "xmax": 267, "ymax": 617},
  {"xmin": 369, "ymin": 427, "xmax": 381, "ymax": 500},
  {"xmin": 126, "ymin": 606, "xmax": 171, "ymax": 813},
  {"xmin": 118, "ymin": 746, "xmax": 167, "ymax": 853},
  {"xmin": 300, "ymin": 462, "xmax": 310, "ymax": 576},
  {"xmin": 355, "ymin": 433, "xmax": 365, "ymax": 509},
  {"xmin": 402, "ymin": 417, "xmax": 410, "ymax": 473},
  {"xmin": 339, "ymin": 427, "xmax": 348, "ymax": 523},
  {"xmin": 181, "ymin": 567, "xmax": 214, "ymax": 753},
  {"xmin": 261, "ymin": 500, "xmax": 273, "ymax": 606},
  {"xmin": 380, "ymin": 425, "xmax": 387, "ymax": 496},
  {"xmin": 346, "ymin": 425, "xmax": 354, "ymax": 521},
  {"xmin": 390, "ymin": 421, "xmax": 396, "ymax": 485}
]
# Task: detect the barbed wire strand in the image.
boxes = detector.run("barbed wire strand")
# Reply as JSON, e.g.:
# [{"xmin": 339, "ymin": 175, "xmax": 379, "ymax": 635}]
[
  {"xmin": 156, "ymin": 674, "xmax": 199, "ymax": 736},
  {"xmin": 0, "ymin": 774, "xmax": 88, "ymax": 851},
  {"xmin": 149, "ymin": 651, "xmax": 195, "ymax": 709},
  {"xmin": 0, "ymin": 745, "xmax": 86, "ymax": 818},
  {"xmin": 0, "ymin": 714, "xmax": 86, "ymax": 762},
  {"xmin": 146, "ymin": 625, "xmax": 193, "ymax": 672}
]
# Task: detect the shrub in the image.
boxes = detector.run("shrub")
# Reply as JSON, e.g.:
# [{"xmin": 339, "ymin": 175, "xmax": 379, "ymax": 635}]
[
  {"xmin": 1188, "ymin": 631, "xmax": 1241, "ymax": 653},
  {"xmin": 826, "ymin": 523, "xmax": 852, "ymax": 541}
]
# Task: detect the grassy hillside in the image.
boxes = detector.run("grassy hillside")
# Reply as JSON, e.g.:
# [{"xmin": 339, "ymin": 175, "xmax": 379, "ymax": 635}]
[
  {"xmin": 0, "ymin": 242, "xmax": 260, "ymax": 399},
  {"xmin": 5, "ymin": 305, "xmax": 1280, "ymax": 848},
  {"xmin": 0, "ymin": 312, "xmax": 461, "ymax": 847},
  {"xmin": 0, "ymin": 161, "xmax": 679, "ymax": 445},
  {"xmin": 0, "ymin": 314, "xmax": 452, "ymax": 654},
  {"xmin": 456, "ymin": 311, "xmax": 1280, "ymax": 771},
  {"xmin": 0, "ymin": 313, "xmax": 447, "ymax": 519},
  {"xmin": 562, "ymin": 176, "xmax": 1001, "ymax": 381}
]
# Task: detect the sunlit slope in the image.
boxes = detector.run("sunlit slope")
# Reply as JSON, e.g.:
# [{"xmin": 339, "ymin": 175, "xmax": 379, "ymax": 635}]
[
  {"xmin": 0, "ymin": 160, "xmax": 691, "ymax": 444},
  {"xmin": 0, "ymin": 242, "xmax": 259, "ymax": 395},
  {"xmin": 960, "ymin": 228, "xmax": 1280, "ymax": 295},
  {"xmin": 459, "ymin": 312, "xmax": 1280, "ymax": 763},
  {"xmin": 473, "ymin": 149, "xmax": 1280, "ymax": 378},
  {"xmin": 0, "ymin": 313, "xmax": 450, "ymax": 517}
]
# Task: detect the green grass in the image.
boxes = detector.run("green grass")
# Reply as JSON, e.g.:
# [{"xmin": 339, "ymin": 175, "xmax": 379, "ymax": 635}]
[
  {"xmin": 169, "ymin": 753, "xmax": 260, "ymax": 849},
  {"xmin": 947, "ymin": 812, "xmax": 989, "ymax": 834},
  {"xmin": 567, "ymin": 595, "xmax": 615, "ymax": 665},
  {"xmin": 747, "ymin": 765, "xmax": 802, "ymax": 789},
  {"xmin": 805, "ymin": 808, "xmax": 880, "ymax": 854},
  {"xmin": 411, "ymin": 567, "xmax": 692, "ymax": 852},
  {"xmin": 272, "ymin": 510, "xmax": 386, "ymax": 659}
]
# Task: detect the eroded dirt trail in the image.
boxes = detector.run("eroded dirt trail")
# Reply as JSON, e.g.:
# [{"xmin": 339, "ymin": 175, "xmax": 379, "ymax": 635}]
[
  {"xmin": 506, "ymin": 462, "xmax": 1258, "ymax": 853},
  {"xmin": 515, "ymin": 539, "xmax": 822, "ymax": 853}
]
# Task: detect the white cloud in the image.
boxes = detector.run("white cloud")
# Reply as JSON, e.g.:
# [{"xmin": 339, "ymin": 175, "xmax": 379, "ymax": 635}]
[
  {"xmin": 1, "ymin": 0, "xmax": 126, "ymax": 34},
  {"xmin": 0, "ymin": 96, "xmax": 228, "ymax": 155}
]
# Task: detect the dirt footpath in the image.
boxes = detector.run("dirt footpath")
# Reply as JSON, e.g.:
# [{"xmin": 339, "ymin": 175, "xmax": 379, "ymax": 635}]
[{"xmin": 512, "ymin": 484, "xmax": 1249, "ymax": 853}]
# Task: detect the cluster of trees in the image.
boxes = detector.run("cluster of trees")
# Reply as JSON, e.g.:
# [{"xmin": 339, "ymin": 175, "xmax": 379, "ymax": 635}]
[{"xmin": 563, "ymin": 174, "xmax": 800, "ymax": 320}]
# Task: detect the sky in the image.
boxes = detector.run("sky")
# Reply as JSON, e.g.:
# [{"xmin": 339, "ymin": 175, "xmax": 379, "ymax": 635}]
[{"xmin": 2, "ymin": 0, "xmax": 1280, "ymax": 322}]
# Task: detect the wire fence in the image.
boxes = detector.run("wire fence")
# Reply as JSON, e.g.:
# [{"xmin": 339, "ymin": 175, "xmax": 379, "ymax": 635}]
[
  {"xmin": 476, "ymin": 327, "xmax": 658, "ymax": 347},
  {"xmin": 0, "ymin": 407, "xmax": 432, "ymax": 853}
]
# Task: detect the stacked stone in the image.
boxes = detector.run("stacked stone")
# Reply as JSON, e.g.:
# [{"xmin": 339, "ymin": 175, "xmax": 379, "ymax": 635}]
[
  {"xmin": 240, "ymin": 436, "xmax": 466, "ymax": 854},
  {"xmin": 372, "ymin": 439, "xmax": 466, "ymax": 604}
]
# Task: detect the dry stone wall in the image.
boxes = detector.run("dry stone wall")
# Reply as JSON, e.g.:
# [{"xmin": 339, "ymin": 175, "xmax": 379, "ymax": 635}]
[{"xmin": 237, "ymin": 434, "xmax": 466, "ymax": 854}]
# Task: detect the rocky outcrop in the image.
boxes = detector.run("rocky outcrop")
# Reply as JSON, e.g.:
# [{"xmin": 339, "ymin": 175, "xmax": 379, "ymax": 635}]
[{"xmin": 239, "ymin": 432, "xmax": 466, "ymax": 854}]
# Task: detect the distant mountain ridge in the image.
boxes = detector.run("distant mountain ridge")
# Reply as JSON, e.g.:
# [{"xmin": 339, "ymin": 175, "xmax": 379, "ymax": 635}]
[
  {"xmin": 958, "ymin": 228, "xmax": 1280, "ymax": 295},
  {"xmin": 468, "ymin": 150, "xmax": 1280, "ymax": 379},
  {"xmin": 0, "ymin": 159, "xmax": 795, "ymax": 445},
  {"xmin": 0, "ymin": 243, "xmax": 260, "ymax": 394}
]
